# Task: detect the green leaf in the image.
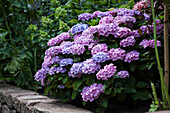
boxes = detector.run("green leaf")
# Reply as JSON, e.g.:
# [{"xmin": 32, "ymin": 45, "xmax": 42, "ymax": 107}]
[
  {"xmin": 104, "ymin": 87, "xmax": 112, "ymax": 95},
  {"xmin": 124, "ymin": 76, "xmax": 136, "ymax": 88},
  {"xmin": 72, "ymin": 79, "xmax": 83, "ymax": 90},
  {"xmin": 125, "ymin": 87, "xmax": 136, "ymax": 93},
  {"xmin": 137, "ymin": 82, "xmax": 148, "ymax": 88},
  {"xmin": 4, "ymin": 57, "xmax": 21, "ymax": 74},
  {"xmin": 86, "ymin": 77, "xmax": 95, "ymax": 85},
  {"xmin": 65, "ymin": 79, "xmax": 73, "ymax": 88},
  {"xmin": 114, "ymin": 87, "xmax": 123, "ymax": 93},
  {"xmin": 71, "ymin": 90, "xmax": 77, "ymax": 99},
  {"xmin": 62, "ymin": 76, "xmax": 69, "ymax": 84},
  {"xmin": 149, "ymin": 102, "xmax": 159, "ymax": 112},
  {"xmin": 99, "ymin": 97, "xmax": 108, "ymax": 108},
  {"xmin": 131, "ymin": 89, "xmax": 151, "ymax": 101},
  {"xmin": 0, "ymin": 29, "xmax": 8, "ymax": 39},
  {"xmin": 130, "ymin": 64, "xmax": 137, "ymax": 72},
  {"xmin": 69, "ymin": 19, "xmax": 78, "ymax": 23},
  {"xmin": 115, "ymin": 82, "xmax": 122, "ymax": 88}
]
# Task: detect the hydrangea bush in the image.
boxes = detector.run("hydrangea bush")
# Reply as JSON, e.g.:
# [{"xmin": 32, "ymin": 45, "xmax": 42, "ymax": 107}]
[{"xmin": 34, "ymin": 4, "xmax": 166, "ymax": 112}]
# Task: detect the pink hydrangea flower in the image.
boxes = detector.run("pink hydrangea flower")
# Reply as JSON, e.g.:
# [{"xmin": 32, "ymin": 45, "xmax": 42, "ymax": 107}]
[
  {"xmin": 96, "ymin": 63, "xmax": 117, "ymax": 80},
  {"xmin": 91, "ymin": 44, "xmax": 108, "ymax": 55},
  {"xmin": 108, "ymin": 48, "xmax": 126, "ymax": 61},
  {"xmin": 81, "ymin": 83, "xmax": 104, "ymax": 102}
]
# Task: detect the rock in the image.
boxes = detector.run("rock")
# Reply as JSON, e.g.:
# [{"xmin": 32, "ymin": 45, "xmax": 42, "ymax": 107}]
[
  {"xmin": 10, "ymin": 110, "xmax": 17, "ymax": 113},
  {"xmin": 2, "ymin": 105, "xmax": 10, "ymax": 113}
]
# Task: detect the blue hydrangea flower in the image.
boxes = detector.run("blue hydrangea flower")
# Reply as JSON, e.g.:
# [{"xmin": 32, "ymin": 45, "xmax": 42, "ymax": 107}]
[
  {"xmin": 92, "ymin": 52, "xmax": 110, "ymax": 63},
  {"xmin": 71, "ymin": 23, "xmax": 88, "ymax": 35},
  {"xmin": 60, "ymin": 58, "xmax": 73, "ymax": 67}
]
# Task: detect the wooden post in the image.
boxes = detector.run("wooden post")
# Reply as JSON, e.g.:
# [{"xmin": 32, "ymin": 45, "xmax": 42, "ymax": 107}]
[{"xmin": 164, "ymin": 5, "xmax": 169, "ymax": 91}]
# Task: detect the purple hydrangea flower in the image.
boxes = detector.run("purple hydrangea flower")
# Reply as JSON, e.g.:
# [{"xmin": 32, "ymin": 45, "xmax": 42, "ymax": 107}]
[
  {"xmin": 124, "ymin": 50, "xmax": 140, "ymax": 63},
  {"xmin": 74, "ymin": 34, "xmax": 94, "ymax": 46},
  {"xmin": 34, "ymin": 67, "xmax": 50, "ymax": 85},
  {"xmin": 92, "ymin": 52, "xmax": 110, "ymax": 63},
  {"xmin": 113, "ymin": 27, "xmax": 131, "ymax": 38},
  {"xmin": 139, "ymin": 39, "xmax": 161, "ymax": 48},
  {"xmin": 96, "ymin": 63, "xmax": 117, "ymax": 80},
  {"xmin": 148, "ymin": 39, "xmax": 161, "ymax": 48},
  {"xmin": 156, "ymin": 24, "xmax": 164, "ymax": 34},
  {"xmin": 97, "ymin": 23, "xmax": 119, "ymax": 37},
  {"xmin": 91, "ymin": 44, "xmax": 108, "ymax": 55},
  {"xmin": 113, "ymin": 16, "xmax": 136, "ymax": 26},
  {"xmin": 81, "ymin": 83, "xmax": 104, "ymax": 102},
  {"xmin": 42, "ymin": 56, "xmax": 62, "ymax": 68},
  {"xmin": 144, "ymin": 13, "xmax": 150, "ymax": 21},
  {"xmin": 82, "ymin": 59, "xmax": 101, "ymax": 74},
  {"xmin": 134, "ymin": 10, "xmax": 142, "ymax": 16},
  {"xmin": 130, "ymin": 30, "xmax": 141, "ymax": 37},
  {"xmin": 114, "ymin": 8, "xmax": 134, "ymax": 16},
  {"xmin": 99, "ymin": 16, "xmax": 114, "ymax": 24},
  {"xmin": 69, "ymin": 44, "xmax": 85, "ymax": 55},
  {"xmin": 60, "ymin": 58, "xmax": 73, "ymax": 67},
  {"xmin": 59, "ymin": 85, "xmax": 65, "ymax": 89},
  {"xmin": 71, "ymin": 23, "xmax": 88, "ymax": 35},
  {"xmin": 56, "ymin": 66, "xmax": 66, "ymax": 73},
  {"xmin": 78, "ymin": 13, "xmax": 94, "ymax": 21},
  {"xmin": 139, "ymin": 39, "xmax": 150, "ymax": 48},
  {"xmin": 120, "ymin": 36, "xmax": 136, "ymax": 47},
  {"xmin": 47, "ymin": 32, "xmax": 71, "ymax": 46},
  {"xmin": 97, "ymin": 12, "xmax": 112, "ymax": 18},
  {"xmin": 108, "ymin": 48, "xmax": 126, "ymax": 61},
  {"xmin": 140, "ymin": 25, "xmax": 151, "ymax": 35},
  {"xmin": 82, "ymin": 26, "xmax": 98, "ymax": 36},
  {"xmin": 48, "ymin": 66, "xmax": 58, "ymax": 75},
  {"xmin": 69, "ymin": 63, "xmax": 83, "ymax": 78},
  {"xmin": 45, "ymin": 46, "xmax": 62, "ymax": 57},
  {"xmin": 117, "ymin": 71, "xmax": 130, "ymax": 78}
]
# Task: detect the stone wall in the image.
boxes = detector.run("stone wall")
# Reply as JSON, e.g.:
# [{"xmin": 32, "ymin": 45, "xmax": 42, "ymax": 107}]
[{"xmin": 0, "ymin": 82, "xmax": 92, "ymax": 113}]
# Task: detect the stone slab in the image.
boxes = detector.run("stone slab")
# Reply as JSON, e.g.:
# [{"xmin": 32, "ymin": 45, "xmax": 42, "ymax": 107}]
[{"xmin": 0, "ymin": 83, "xmax": 92, "ymax": 113}]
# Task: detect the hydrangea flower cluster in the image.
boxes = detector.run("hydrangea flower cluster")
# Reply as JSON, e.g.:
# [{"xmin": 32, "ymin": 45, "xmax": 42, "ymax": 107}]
[
  {"xmin": 124, "ymin": 51, "xmax": 140, "ymax": 63},
  {"xmin": 96, "ymin": 63, "xmax": 117, "ymax": 80},
  {"xmin": 130, "ymin": 30, "xmax": 141, "ymax": 37},
  {"xmin": 69, "ymin": 63, "xmax": 83, "ymax": 78},
  {"xmin": 45, "ymin": 46, "xmax": 62, "ymax": 57},
  {"xmin": 108, "ymin": 48, "xmax": 126, "ymax": 61},
  {"xmin": 91, "ymin": 44, "xmax": 108, "ymax": 55},
  {"xmin": 35, "ymin": 5, "xmax": 165, "ymax": 104},
  {"xmin": 82, "ymin": 59, "xmax": 101, "ymax": 74},
  {"xmin": 78, "ymin": 13, "xmax": 94, "ymax": 21},
  {"xmin": 71, "ymin": 23, "xmax": 88, "ymax": 35},
  {"xmin": 60, "ymin": 58, "xmax": 73, "ymax": 67},
  {"xmin": 99, "ymin": 16, "xmax": 114, "ymax": 24},
  {"xmin": 61, "ymin": 43, "xmax": 85, "ymax": 55},
  {"xmin": 139, "ymin": 39, "xmax": 161, "ymax": 48},
  {"xmin": 92, "ymin": 52, "xmax": 110, "ymax": 63},
  {"xmin": 48, "ymin": 66, "xmax": 66, "ymax": 75},
  {"xmin": 97, "ymin": 23, "xmax": 119, "ymax": 37},
  {"xmin": 34, "ymin": 67, "xmax": 50, "ymax": 85},
  {"xmin": 81, "ymin": 83, "xmax": 104, "ymax": 102},
  {"xmin": 114, "ymin": 27, "xmax": 131, "ymax": 38},
  {"xmin": 74, "ymin": 34, "xmax": 94, "ymax": 46},
  {"xmin": 42, "ymin": 56, "xmax": 61, "ymax": 68},
  {"xmin": 120, "ymin": 36, "xmax": 136, "ymax": 47},
  {"xmin": 133, "ymin": 0, "xmax": 151, "ymax": 11},
  {"xmin": 113, "ymin": 16, "xmax": 136, "ymax": 26},
  {"xmin": 47, "ymin": 32, "xmax": 71, "ymax": 46},
  {"xmin": 114, "ymin": 8, "xmax": 135, "ymax": 16},
  {"xmin": 117, "ymin": 71, "xmax": 130, "ymax": 78}
]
